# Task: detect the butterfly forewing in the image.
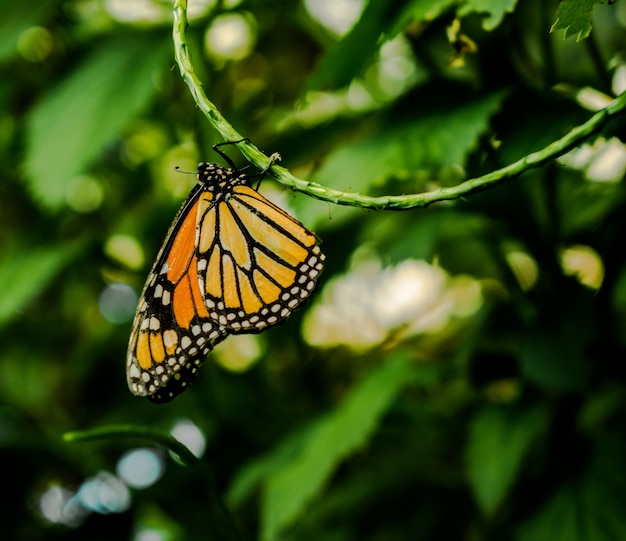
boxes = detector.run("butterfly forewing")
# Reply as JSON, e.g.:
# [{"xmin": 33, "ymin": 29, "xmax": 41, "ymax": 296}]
[{"xmin": 195, "ymin": 164, "xmax": 325, "ymax": 333}]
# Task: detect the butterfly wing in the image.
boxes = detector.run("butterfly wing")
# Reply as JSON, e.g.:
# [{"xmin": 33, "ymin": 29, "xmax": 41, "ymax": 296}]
[
  {"xmin": 126, "ymin": 187, "xmax": 228, "ymax": 402},
  {"xmin": 196, "ymin": 184, "xmax": 325, "ymax": 333}
]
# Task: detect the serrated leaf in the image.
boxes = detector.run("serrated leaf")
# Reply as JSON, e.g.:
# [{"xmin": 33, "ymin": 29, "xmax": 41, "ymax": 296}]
[
  {"xmin": 261, "ymin": 355, "xmax": 418, "ymax": 541},
  {"xmin": 315, "ymin": 88, "xmax": 506, "ymax": 193},
  {"xmin": 24, "ymin": 33, "xmax": 169, "ymax": 210},
  {"xmin": 0, "ymin": 239, "xmax": 84, "ymax": 326},
  {"xmin": 550, "ymin": 0, "xmax": 602, "ymax": 41},
  {"xmin": 0, "ymin": 0, "xmax": 61, "ymax": 62},
  {"xmin": 458, "ymin": 0, "xmax": 519, "ymax": 31},
  {"xmin": 467, "ymin": 404, "xmax": 548, "ymax": 513}
]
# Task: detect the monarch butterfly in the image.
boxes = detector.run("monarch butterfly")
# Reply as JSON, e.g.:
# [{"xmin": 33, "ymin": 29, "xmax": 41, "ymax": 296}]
[{"xmin": 127, "ymin": 142, "xmax": 325, "ymax": 403}]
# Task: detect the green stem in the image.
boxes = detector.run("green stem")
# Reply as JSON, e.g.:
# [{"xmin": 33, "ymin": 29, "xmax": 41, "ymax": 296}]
[
  {"xmin": 65, "ymin": 425, "xmax": 242, "ymax": 541},
  {"xmin": 172, "ymin": 0, "xmax": 626, "ymax": 211}
]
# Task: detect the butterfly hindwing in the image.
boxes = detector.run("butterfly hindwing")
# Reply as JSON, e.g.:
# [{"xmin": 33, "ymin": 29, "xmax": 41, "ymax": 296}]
[{"xmin": 126, "ymin": 188, "xmax": 228, "ymax": 402}]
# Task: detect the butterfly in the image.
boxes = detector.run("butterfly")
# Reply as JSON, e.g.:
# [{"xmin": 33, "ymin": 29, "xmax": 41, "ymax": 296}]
[{"xmin": 126, "ymin": 142, "xmax": 325, "ymax": 403}]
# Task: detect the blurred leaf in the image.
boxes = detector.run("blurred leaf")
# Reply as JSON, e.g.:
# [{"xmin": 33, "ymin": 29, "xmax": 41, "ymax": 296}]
[
  {"xmin": 559, "ymin": 178, "xmax": 626, "ymax": 236},
  {"xmin": 519, "ymin": 300, "xmax": 593, "ymax": 391},
  {"xmin": 307, "ymin": 0, "xmax": 407, "ymax": 90},
  {"xmin": 228, "ymin": 363, "xmax": 441, "ymax": 511},
  {"xmin": 612, "ymin": 264, "xmax": 626, "ymax": 315},
  {"xmin": 458, "ymin": 0, "xmax": 519, "ymax": 31},
  {"xmin": 550, "ymin": 0, "xmax": 601, "ymax": 41},
  {"xmin": 315, "ymin": 87, "xmax": 506, "ymax": 193},
  {"xmin": 391, "ymin": 0, "xmax": 457, "ymax": 35},
  {"xmin": 519, "ymin": 485, "xmax": 622, "ymax": 541},
  {"xmin": 517, "ymin": 435, "xmax": 626, "ymax": 541},
  {"xmin": 261, "ymin": 355, "xmax": 418, "ymax": 541},
  {"xmin": 0, "ymin": 0, "xmax": 60, "ymax": 62},
  {"xmin": 467, "ymin": 404, "xmax": 548, "ymax": 513},
  {"xmin": 227, "ymin": 425, "xmax": 310, "ymax": 507},
  {"xmin": 24, "ymin": 33, "xmax": 169, "ymax": 210},
  {"xmin": 494, "ymin": 93, "xmax": 588, "ymax": 165},
  {"xmin": 0, "ymin": 239, "xmax": 83, "ymax": 326}
]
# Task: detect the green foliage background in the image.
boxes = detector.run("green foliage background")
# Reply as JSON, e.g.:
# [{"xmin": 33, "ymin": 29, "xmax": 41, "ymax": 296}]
[{"xmin": 2, "ymin": 0, "xmax": 626, "ymax": 539}]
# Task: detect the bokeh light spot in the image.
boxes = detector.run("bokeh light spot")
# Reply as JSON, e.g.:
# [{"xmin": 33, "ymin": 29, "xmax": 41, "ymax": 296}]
[
  {"xmin": 65, "ymin": 175, "xmax": 105, "ymax": 213},
  {"xmin": 77, "ymin": 471, "xmax": 130, "ymax": 514},
  {"xmin": 214, "ymin": 334, "xmax": 264, "ymax": 373},
  {"xmin": 98, "ymin": 283, "xmax": 138, "ymax": 324},
  {"xmin": 117, "ymin": 448, "xmax": 165, "ymax": 489},
  {"xmin": 205, "ymin": 13, "xmax": 256, "ymax": 61},
  {"xmin": 39, "ymin": 485, "xmax": 89, "ymax": 527},
  {"xmin": 560, "ymin": 245, "xmax": 604, "ymax": 290},
  {"xmin": 134, "ymin": 529, "xmax": 169, "ymax": 541},
  {"xmin": 170, "ymin": 419, "xmax": 207, "ymax": 458},
  {"xmin": 105, "ymin": 0, "xmax": 164, "ymax": 23},
  {"xmin": 506, "ymin": 250, "xmax": 539, "ymax": 291},
  {"xmin": 375, "ymin": 37, "xmax": 418, "ymax": 98},
  {"xmin": 304, "ymin": 0, "xmax": 364, "ymax": 36},
  {"xmin": 17, "ymin": 26, "xmax": 53, "ymax": 62},
  {"xmin": 105, "ymin": 234, "xmax": 145, "ymax": 270}
]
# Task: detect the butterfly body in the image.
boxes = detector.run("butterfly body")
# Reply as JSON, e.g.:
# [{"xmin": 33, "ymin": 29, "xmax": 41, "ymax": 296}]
[{"xmin": 126, "ymin": 155, "xmax": 324, "ymax": 403}]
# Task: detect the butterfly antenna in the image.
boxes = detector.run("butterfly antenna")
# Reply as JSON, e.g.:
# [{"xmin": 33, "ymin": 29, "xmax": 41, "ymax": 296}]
[
  {"xmin": 174, "ymin": 166, "xmax": 199, "ymax": 174},
  {"xmin": 213, "ymin": 139, "xmax": 250, "ymax": 170}
]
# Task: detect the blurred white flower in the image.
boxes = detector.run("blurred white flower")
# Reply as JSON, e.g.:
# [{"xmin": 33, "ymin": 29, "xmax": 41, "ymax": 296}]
[
  {"xmin": 303, "ymin": 257, "xmax": 481, "ymax": 350},
  {"xmin": 558, "ymin": 136, "xmax": 626, "ymax": 183}
]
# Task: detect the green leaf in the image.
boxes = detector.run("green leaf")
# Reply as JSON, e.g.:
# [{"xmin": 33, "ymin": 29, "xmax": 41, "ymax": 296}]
[
  {"xmin": 458, "ymin": 0, "xmax": 519, "ymax": 31},
  {"xmin": 467, "ymin": 404, "xmax": 548, "ymax": 513},
  {"xmin": 309, "ymin": 0, "xmax": 463, "ymax": 90},
  {"xmin": 24, "ymin": 33, "xmax": 170, "ymax": 210},
  {"xmin": 519, "ymin": 298, "xmax": 593, "ymax": 392},
  {"xmin": 226, "ymin": 425, "xmax": 310, "ymax": 507},
  {"xmin": 550, "ymin": 0, "xmax": 602, "ymax": 41},
  {"xmin": 0, "ymin": 239, "xmax": 84, "ymax": 326},
  {"xmin": 492, "ymin": 93, "xmax": 589, "ymax": 165},
  {"xmin": 0, "ymin": 0, "xmax": 61, "ymax": 62},
  {"xmin": 391, "ymin": 0, "xmax": 458, "ymax": 35},
  {"xmin": 558, "ymin": 173, "xmax": 626, "ymax": 236},
  {"xmin": 315, "ymin": 87, "xmax": 506, "ymax": 194},
  {"xmin": 517, "ymin": 436, "xmax": 626, "ymax": 541},
  {"xmin": 261, "ymin": 355, "xmax": 418, "ymax": 541},
  {"xmin": 307, "ymin": 0, "xmax": 407, "ymax": 90}
]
